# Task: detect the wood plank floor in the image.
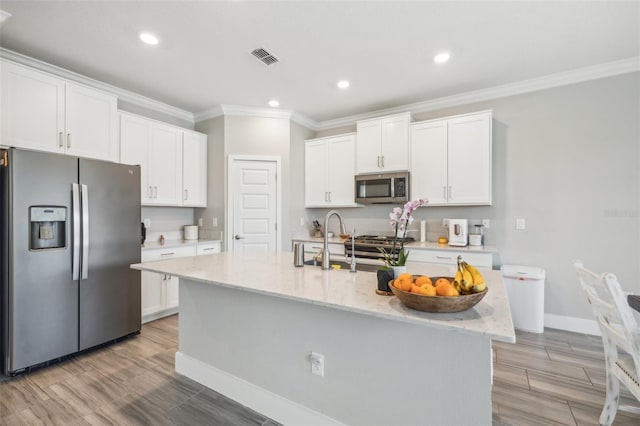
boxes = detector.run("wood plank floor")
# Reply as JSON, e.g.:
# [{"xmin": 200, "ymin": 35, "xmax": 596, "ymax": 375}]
[{"xmin": 1, "ymin": 315, "xmax": 639, "ymax": 425}]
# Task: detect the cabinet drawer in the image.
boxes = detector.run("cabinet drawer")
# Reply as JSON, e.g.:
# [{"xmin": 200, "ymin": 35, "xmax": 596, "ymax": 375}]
[
  {"xmin": 142, "ymin": 245, "xmax": 196, "ymax": 262},
  {"xmin": 197, "ymin": 242, "xmax": 221, "ymax": 255},
  {"xmin": 408, "ymin": 250, "xmax": 492, "ymax": 269}
]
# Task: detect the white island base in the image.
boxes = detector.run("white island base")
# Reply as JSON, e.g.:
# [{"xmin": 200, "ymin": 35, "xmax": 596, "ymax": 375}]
[
  {"xmin": 132, "ymin": 252, "xmax": 514, "ymax": 426},
  {"xmin": 176, "ymin": 279, "xmax": 491, "ymax": 425}
]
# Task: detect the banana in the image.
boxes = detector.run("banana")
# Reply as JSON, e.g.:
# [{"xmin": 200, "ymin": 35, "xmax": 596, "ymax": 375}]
[
  {"xmin": 471, "ymin": 282, "xmax": 487, "ymax": 293},
  {"xmin": 456, "ymin": 256, "xmax": 472, "ymax": 292},
  {"xmin": 463, "ymin": 261, "xmax": 485, "ymax": 286}
]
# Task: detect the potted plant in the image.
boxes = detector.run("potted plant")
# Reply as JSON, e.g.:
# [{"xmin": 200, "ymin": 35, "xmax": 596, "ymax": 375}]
[{"xmin": 376, "ymin": 198, "xmax": 428, "ymax": 294}]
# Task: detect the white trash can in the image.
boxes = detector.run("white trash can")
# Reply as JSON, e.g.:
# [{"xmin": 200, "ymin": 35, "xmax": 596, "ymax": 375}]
[{"xmin": 501, "ymin": 265, "xmax": 546, "ymax": 333}]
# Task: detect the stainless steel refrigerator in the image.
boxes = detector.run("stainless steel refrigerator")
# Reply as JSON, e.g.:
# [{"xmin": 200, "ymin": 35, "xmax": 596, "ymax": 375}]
[{"xmin": 1, "ymin": 148, "xmax": 141, "ymax": 375}]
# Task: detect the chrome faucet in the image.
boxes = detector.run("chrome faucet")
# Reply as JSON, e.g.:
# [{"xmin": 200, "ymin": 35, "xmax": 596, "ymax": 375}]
[{"xmin": 321, "ymin": 210, "xmax": 347, "ymax": 270}]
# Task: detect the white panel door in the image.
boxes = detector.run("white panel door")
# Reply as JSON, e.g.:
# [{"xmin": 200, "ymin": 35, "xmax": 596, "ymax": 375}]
[
  {"xmin": 65, "ymin": 83, "xmax": 118, "ymax": 161},
  {"xmin": 410, "ymin": 120, "xmax": 448, "ymax": 204},
  {"xmin": 149, "ymin": 123, "xmax": 182, "ymax": 205},
  {"xmin": 447, "ymin": 112, "xmax": 492, "ymax": 204},
  {"xmin": 182, "ymin": 130, "xmax": 207, "ymax": 207},
  {"xmin": 1, "ymin": 61, "xmax": 65, "ymax": 153},
  {"xmin": 120, "ymin": 113, "xmax": 153, "ymax": 203},
  {"xmin": 230, "ymin": 159, "xmax": 277, "ymax": 252}
]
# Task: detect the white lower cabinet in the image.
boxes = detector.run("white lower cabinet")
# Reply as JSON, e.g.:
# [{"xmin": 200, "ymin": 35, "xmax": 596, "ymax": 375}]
[
  {"xmin": 141, "ymin": 242, "xmax": 221, "ymax": 323},
  {"xmin": 408, "ymin": 249, "xmax": 493, "ymax": 269},
  {"xmin": 141, "ymin": 245, "xmax": 196, "ymax": 323}
]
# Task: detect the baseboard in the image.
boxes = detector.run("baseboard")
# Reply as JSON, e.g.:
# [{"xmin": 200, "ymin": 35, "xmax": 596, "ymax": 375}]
[
  {"xmin": 142, "ymin": 307, "xmax": 178, "ymax": 324},
  {"xmin": 544, "ymin": 313, "xmax": 600, "ymax": 336},
  {"xmin": 175, "ymin": 352, "xmax": 344, "ymax": 426}
]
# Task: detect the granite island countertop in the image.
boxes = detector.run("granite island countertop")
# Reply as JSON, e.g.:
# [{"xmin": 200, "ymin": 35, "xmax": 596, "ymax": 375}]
[{"xmin": 131, "ymin": 251, "xmax": 515, "ymax": 343}]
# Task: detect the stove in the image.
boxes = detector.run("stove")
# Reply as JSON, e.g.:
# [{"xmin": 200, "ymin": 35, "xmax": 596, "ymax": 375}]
[{"xmin": 344, "ymin": 235, "xmax": 415, "ymax": 261}]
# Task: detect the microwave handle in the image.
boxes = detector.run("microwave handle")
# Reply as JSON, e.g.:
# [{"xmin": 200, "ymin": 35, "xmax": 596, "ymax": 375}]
[{"xmin": 390, "ymin": 177, "xmax": 395, "ymax": 198}]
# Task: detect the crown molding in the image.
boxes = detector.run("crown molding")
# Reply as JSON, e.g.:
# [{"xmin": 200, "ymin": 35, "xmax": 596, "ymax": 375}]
[
  {"xmin": 0, "ymin": 47, "xmax": 195, "ymax": 123},
  {"xmin": 290, "ymin": 111, "xmax": 318, "ymax": 131},
  {"xmin": 220, "ymin": 104, "xmax": 293, "ymax": 120},
  {"xmin": 315, "ymin": 56, "xmax": 640, "ymax": 130},
  {"xmin": 193, "ymin": 105, "xmax": 224, "ymax": 123}
]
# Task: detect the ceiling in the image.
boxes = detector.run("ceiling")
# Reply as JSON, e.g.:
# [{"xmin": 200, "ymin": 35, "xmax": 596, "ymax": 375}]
[{"xmin": 0, "ymin": 1, "xmax": 638, "ymax": 125}]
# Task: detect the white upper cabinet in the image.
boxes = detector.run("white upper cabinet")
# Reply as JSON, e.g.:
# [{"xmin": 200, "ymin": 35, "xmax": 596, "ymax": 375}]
[
  {"xmin": 150, "ymin": 123, "xmax": 183, "ymax": 206},
  {"xmin": 410, "ymin": 111, "xmax": 492, "ymax": 206},
  {"xmin": 356, "ymin": 113, "xmax": 412, "ymax": 173},
  {"xmin": 1, "ymin": 60, "xmax": 118, "ymax": 161},
  {"xmin": 305, "ymin": 133, "xmax": 358, "ymax": 207},
  {"xmin": 182, "ymin": 130, "xmax": 207, "ymax": 207},
  {"xmin": 120, "ymin": 112, "xmax": 207, "ymax": 207}
]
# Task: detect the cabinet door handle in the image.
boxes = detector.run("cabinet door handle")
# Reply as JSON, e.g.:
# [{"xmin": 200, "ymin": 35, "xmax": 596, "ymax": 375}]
[
  {"xmin": 328, "ymin": 191, "xmax": 331, "ymax": 202},
  {"xmin": 160, "ymin": 252, "xmax": 175, "ymax": 256},
  {"xmin": 377, "ymin": 156, "xmax": 381, "ymax": 167},
  {"xmin": 443, "ymin": 186, "xmax": 447, "ymax": 200},
  {"xmin": 381, "ymin": 155, "xmax": 385, "ymax": 168},
  {"xmin": 59, "ymin": 132, "xmax": 64, "ymax": 147},
  {"xmin": 202, "ymin": 248, "xmax": 217, "ymax": 251},
  {"xmin": 67, "ymin": 133, "xmax": 71, "ymax": 149},
  {"xmin": 153, "ymin": 186, "xmax": 158, "ymax": 199},
  {"xmin": 184, "ymin": 189, "xmax": 188, "ymax": 200},
  {"xmin": 436, "ymin": 256, "xmax": 453, "ymax": 260}
]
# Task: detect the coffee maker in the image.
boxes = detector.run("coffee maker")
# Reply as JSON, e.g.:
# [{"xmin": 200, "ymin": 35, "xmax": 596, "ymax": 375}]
[{"xmin": 448, "ymin": 219, "xmax": 469, "ymax": 247}]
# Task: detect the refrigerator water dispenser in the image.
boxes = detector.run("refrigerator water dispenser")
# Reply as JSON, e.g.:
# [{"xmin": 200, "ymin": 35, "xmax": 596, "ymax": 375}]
[{"xmin": 29, "ymin": 206, "xmax": 66, "ymax": 250}]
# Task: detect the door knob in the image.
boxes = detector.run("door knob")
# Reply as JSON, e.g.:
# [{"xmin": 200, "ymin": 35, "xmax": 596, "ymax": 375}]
[{"xmin": 234, "ymin": 235, "xmax": 244, "ymax": 240}]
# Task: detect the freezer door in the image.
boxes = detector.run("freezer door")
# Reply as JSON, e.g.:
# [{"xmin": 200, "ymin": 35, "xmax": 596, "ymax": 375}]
[
  {"xmin": 78, "ymin": 159, "xmax": 141, "ymax": 350},
  {"xmin": 2, "ymin": 149, "xmax": 79, "ymax": 374}
]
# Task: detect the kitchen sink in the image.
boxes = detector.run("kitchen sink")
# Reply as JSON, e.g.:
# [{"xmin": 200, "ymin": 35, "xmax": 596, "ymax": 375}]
[{"xmin": 303, "ymin": 259, "xmax": 381, "ymax": 272}]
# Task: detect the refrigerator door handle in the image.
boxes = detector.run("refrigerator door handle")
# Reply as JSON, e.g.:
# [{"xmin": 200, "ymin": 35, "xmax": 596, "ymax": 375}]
[
  {"xmin": 72, "ymin": 183, "xmax": 81, "ymax": 280},
  {"xmin": 81, "ymin": 184, "xmax": 89, "ymax": 279}
]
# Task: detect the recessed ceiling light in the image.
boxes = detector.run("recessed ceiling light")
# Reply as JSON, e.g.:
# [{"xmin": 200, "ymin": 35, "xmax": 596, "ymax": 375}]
[
  {"xmin": 433, "ymin": 52, "xmax": 450, "ymax": 64},
  {"xmin": 268, "ymin": 100, "xmax": 280, "ymax": 108},
  {"xmin": 337, "ymin": 80, "xmax": 350, "ymax": 89},
  {"xmin": 139, "ymin": 32, "xmax": 159, "ymax": 45}
]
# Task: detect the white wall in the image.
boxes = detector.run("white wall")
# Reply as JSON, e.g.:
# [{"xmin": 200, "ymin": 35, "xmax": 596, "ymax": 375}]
[{"xmin": 309, "ymin": 72, "xmax": 640, "ymax": 324}]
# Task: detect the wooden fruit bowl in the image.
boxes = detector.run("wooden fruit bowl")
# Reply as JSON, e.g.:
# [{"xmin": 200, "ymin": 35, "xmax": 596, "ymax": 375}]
[{"xmin": 389, "ymin": 277, "xmax": 488, "ymax": 313}]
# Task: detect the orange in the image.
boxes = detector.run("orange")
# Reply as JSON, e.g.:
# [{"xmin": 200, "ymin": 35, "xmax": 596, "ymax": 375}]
[
  {"xmin": 419, "ymin": 284, "xmax": 437, "ymax": 296},
  {"xmin": 434, "ymin": 277, "xmax": 451, "ymax": 287},
  {"xmin": 393, "ymin": 278, "xmax": 412, "ymax": 291},
  {"xmin": 415, "ymin": 276, "xmax": 432, "ymax": 286},
  {"xmin": 436, "ymin": 281, "xmax": 457, "ymax": 297},
  {"xmin": 397, "ymin": 273, "xmax": 413, "ymax": 282},
  {"xmin": 409, "ymin": 284, "xmax": 423, "ymax": 294}
]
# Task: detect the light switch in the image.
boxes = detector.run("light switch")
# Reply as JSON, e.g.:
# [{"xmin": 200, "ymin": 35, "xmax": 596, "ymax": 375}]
[{"xmin": 516, "ymin": 218, "xmax": 526, "ymax": 230}]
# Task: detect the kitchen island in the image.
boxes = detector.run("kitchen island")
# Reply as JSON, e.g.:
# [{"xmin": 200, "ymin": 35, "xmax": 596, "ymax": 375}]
[{"xmin": 131, "ymin": 251, "xmax": 515, "ymax": 426}]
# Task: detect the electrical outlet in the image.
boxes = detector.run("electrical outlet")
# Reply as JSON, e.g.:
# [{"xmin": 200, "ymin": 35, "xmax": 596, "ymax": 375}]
[
  {"xmin": 212, "ymin": 217, "xmax": 218, "ymax": 227},
  {"xmin": 516, "ymin": 218, "xmax": 526, "ymax": 230},
  {"xmin": 442, "ymin": 218, "xmax": 449, "ymax": 228},
  {"xmin": 310, "ymin": 352, "xmax": 325, "ymax": 376},
  {"xmin": 143, "ymin": 218, "xmax": 151, "ymax": 228},
  {"xmin": 482, "ymin": 219, "xmax": 490, "ymax": 229},
  {"xmin": 198, "ymin": 217, "xmax": 203, "ymax": 227}
]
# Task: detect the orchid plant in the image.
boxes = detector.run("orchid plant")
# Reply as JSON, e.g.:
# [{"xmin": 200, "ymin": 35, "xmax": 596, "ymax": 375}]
[{"xmin": 379, "ymin": 198, "xmax": 428, "ymax": 267}]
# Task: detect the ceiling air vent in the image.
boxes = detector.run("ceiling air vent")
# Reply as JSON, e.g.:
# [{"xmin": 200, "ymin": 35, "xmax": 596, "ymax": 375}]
[{"xmin": 250, "ymin": 48, "xmax": 279, "ymax": 66}]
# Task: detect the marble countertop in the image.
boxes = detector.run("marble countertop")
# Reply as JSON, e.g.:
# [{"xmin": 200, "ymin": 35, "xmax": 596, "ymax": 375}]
[
  {"xmin": 142, "ymin": 239, "xmax": 221, "ymax": 250},
  {"xmin": 131, "ymin": 251, "xmax": 515, "ymax": 343},
  {"xmin": 292, "ymin": 236, "xmax": 497, "ymax": 253}
]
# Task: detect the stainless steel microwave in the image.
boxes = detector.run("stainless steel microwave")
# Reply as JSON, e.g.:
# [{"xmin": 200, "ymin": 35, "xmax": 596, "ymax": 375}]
[{"xmin": 355, "ymin": 171, "xmax": 410, "ymax": 204}]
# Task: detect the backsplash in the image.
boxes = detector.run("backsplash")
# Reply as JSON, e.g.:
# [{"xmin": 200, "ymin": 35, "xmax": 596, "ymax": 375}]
[{"xmin": 142, "ymin": 206, "xmax": 195, "ymax": 242}]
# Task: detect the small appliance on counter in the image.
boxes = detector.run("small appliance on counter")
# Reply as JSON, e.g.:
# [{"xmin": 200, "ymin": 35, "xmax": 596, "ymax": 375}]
[
  {"xmin": 184, "ymin": 225, "xmax": 198, "ymax": 240},
  {"xmin": 469, "ymin": 224, "xmax": 484, "ymax": 246},
  {"xmin": 448, "ymin": 219, "xmax": 469, "ymax": 246}
]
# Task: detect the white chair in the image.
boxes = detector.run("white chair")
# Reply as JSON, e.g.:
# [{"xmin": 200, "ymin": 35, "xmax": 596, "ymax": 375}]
[{"xmin": 573, "ymin": 261, "xmax": 640, "ymax": 425}]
